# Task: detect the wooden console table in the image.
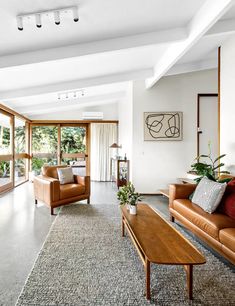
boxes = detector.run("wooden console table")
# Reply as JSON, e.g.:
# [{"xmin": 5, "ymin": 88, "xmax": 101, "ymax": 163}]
[{"xmin": 121, "ymin": 204, "xmax": 205, "ymax": 300}]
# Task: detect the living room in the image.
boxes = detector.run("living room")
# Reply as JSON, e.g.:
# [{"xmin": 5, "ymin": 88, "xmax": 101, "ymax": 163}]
[{"xmin": 0, "ymin": 1, "xmax": 235, "ymax": 305}]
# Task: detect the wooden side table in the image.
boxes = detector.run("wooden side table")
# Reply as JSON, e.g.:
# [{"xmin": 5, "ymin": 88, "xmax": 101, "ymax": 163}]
[{"xmin": 110, "ymin": 158, "xmax": 129, "ymax": 188}]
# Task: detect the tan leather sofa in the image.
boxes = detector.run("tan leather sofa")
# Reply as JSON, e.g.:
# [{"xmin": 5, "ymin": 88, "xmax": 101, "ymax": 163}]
[
  {"xmin": 169, "ymin": 183, "xmax": 235, "ymax": 265},
  {"xmin": 34, "ymin": 165, "xmax": 90, "ymax": 215}
]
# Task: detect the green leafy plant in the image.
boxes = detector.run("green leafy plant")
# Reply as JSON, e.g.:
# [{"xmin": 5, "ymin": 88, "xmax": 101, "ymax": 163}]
[
  {"xmin": 191, "ymin": 143, "xmax": 230, "ymax": 183},
  {"xmin": 117, "ymin": 182, "xmax": 141, "ymax": 206},
  {"xmin": 0, "ymin": 162, "xmax": 10, "ymax": 177},
  {"xmin": 31, "ymin": 158, "xmax": 45, "ymax": 174},
  {"xmin": 117, "ymin": 184, "xmax": 130, "ymax": 205}
]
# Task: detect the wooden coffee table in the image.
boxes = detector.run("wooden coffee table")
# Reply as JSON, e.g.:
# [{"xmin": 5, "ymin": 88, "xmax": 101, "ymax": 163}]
[{"xmin": 121, "ymin": 204, "xmax": 206, "ymax": 300}]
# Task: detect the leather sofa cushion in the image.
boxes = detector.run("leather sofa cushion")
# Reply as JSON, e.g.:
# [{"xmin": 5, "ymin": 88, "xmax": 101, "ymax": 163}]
[
  {"xmin": 173, "ymin": 199, "xmax": 235, "ymax": 240},
  {"xmin": 42, "ymin": 165, "xmax": 68, "ymax": 179},
  {"xmin": 60, "ymin": 184, "xmax": 85, "ymax": 200},
  {"xmin": 219, "ymin": 228, "xmax": 235, "ymax": 253}
]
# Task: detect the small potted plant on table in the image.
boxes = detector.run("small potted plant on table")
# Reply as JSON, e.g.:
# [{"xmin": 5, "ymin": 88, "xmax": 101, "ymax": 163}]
[
  {"xmin": 117, "ymin": 184, "xmax": 130, "ymax": 210},
  {"xmin": 117, "ymin": 182, "xmax": 141, "ymax": 215}
]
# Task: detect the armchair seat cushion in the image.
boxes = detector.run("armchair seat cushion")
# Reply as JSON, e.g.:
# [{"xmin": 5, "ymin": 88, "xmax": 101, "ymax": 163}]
[
  {"xmin": 173, "ymin": 199, "xmax": 235, "ymax": 240},
  {"xmin": 60, "ymin": 184, "xmax": 85, "ymax": 200}
]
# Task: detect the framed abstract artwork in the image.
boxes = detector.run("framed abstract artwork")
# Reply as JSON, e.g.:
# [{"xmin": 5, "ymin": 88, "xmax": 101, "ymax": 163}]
[{"xmin": 144, "ymin": 112, "xmax": 183, "ymax": 141}]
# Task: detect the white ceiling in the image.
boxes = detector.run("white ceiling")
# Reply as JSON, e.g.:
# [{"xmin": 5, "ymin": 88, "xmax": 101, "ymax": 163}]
[
  {"xmin": 0, "ymin": 0, "xmax": 204, "ymax": 56},
  {"xmin": 0, "ymin": 0, "xmax": 235, "ymax": 118}
]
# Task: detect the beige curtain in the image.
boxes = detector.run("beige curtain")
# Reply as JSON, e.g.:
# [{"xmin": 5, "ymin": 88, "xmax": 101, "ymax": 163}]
[{"xmin": 90, "ymin": 123, "xmax": 117, "ymax": 181}]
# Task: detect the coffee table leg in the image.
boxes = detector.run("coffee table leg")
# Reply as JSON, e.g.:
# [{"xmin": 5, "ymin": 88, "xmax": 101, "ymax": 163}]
[
  {"xmin": 186, "ymin": 265, "xmax": 193, "ymax": 300},
  {"xmin": 121, "ymin": 216, "xmax": 125, "ymax": 237},
  {"xmin": 145, "ymin": 259, "xmax": 151, "ymax": 300}
]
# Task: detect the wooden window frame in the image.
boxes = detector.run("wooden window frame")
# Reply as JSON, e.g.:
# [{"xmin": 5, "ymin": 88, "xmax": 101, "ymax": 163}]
[
  {"xmin": 0, "ymin": 108, "xmax": 30, "ymax": 193},
  {"xmin": 14, "ymin": 117, "xmax": 30, "ymax": 186},
  {"xmin": 0, "ymin": 110, "xmax": 14, "ymax": 193},
  {"xmin": 30, "ymin": 123, "xmax": 91, "ymax": 176}
]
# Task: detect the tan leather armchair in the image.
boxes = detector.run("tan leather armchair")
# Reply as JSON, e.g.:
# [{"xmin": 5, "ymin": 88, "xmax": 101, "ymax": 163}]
[{"xmin": 34, "ymin": 165, "xmax": 90, "ymax": 215}]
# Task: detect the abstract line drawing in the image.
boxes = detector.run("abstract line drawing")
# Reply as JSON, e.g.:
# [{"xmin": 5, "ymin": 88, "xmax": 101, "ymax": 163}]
[{"xmin": 144, "ymin": 112, "xmax": 183, "ymax": 141}]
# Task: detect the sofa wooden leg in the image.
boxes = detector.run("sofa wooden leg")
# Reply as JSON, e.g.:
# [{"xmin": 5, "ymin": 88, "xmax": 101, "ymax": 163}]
[
  {"xmin": 35, "ymin": 199, "xmax": 38, "ymax": 205},
  {"xmin": 170, "ymin": 215, "xmax": 175, "ymax": 222},
  {"xmin": 87, "ymin": 197, "xmax": 90, "ymax": 204},
  {"xmin": 50, "ymin": 207, "xmax": 54, "ymax": 215}
]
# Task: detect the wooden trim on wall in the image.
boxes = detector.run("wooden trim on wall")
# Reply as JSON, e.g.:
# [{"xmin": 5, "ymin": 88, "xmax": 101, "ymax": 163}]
[
  {"xmin": 0, "ymin": 103, "xmax": 31, "ymax": 122},
  {"xmin": 218, "ymin": 46, "xmax": 221, "ymax": 158},
  {"xmin": 31, "ymin": 120, "xmax": 118, "ymax": 124}
]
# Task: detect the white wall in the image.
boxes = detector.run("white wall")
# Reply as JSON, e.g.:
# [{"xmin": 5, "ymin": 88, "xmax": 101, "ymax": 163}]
[
  {"xmin": 221, "ymin": 34, "xmax": 235, "ymax": 174},
  {"xmin": 118, "ymin": 82, "xmax": 133, "ymax": 179},
  {"xmin": 30, "ymin": 102, "xmax": 119, "ymax": 120},
  {"xmin": 131, "ymin": 69, "xmax": 218, "ymax": 193}
]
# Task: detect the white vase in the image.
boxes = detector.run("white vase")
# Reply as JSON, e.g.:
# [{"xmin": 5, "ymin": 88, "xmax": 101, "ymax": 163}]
[{"xmin": 130, "ymin": 205, "xmax": 137, "ymax": 215}]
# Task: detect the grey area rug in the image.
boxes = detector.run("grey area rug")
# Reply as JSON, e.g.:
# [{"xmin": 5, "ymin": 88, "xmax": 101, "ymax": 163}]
[{"xmin": 17, "ymin": 204, "xmax": 235, "ymax": 306}]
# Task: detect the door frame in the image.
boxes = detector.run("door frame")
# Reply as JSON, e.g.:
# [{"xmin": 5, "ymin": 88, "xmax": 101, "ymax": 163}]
[{"xmin": 197, "ymin": 93, "xmax": 219, "ymax": 158}]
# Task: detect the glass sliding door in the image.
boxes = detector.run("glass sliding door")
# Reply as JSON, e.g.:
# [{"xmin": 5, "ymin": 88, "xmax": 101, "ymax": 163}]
[
  {"xmin": 61, "ymin": 125, "xmax": 87, "ymax": 176},
  {"xmin": 32, "ymin": 126, "xmax": 58, "ymax": 174},
  {"xmin": 0, "ymin": 111, "xmax": 13, "ymax": 193},
  {"xmin": 15, "ymin": 117, "xmax": 28, "ymax": 185}
]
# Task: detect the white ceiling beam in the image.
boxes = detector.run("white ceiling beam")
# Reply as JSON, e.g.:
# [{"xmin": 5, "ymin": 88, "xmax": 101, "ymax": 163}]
[
  {"xmin": 0, "ymin": 28, "xmax": 186, "ymax": 69},
  {"xmin": 16, "ymin": 92, "xmax": 125, "ymax": 115},
  {"xmin": 165, "ymin": 58, "xmax": 217, "ymax": 76},
  {"xmin": 145, "ymin": 0, "xmax": 234, "ymax": 89},
  {"xmin": 20, "ymin": 97, "xmax": 121, "ymax": 117},
  {"xmin": 0, "ymin": 68, "xmax": 152, "ymax": 100}
]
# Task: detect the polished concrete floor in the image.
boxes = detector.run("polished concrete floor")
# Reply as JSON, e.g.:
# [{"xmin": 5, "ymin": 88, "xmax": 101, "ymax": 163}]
[{"xmin": 0, "ymin": 181, "xmax": 169, "ymax": 306}]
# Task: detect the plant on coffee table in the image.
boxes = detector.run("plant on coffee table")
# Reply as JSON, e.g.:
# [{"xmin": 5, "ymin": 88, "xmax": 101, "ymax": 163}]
[
  {"xmin": 117, "ymin": 184, "xmax": 130, "ymax": 207},
  {"xmin": 117, "ymin": 182, "xmax": 141, "ymax": 215}
]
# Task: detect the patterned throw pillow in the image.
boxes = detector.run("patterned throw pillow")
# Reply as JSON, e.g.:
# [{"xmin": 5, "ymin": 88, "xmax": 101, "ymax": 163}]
[
  {"xmin": 192, "ymin": 177, "xmax": 227, "ymax": 214},
  {"xmin": 57, "ymin": 167, "xmax": 74, "ymax": 185}
]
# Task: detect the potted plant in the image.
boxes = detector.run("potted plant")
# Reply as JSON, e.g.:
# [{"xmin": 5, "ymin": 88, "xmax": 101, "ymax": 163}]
[
  {"xmin": 129, "ymin": 192, "xmax": 141, "ymax": 215},
  {"xmin": 117, "ymin": 184, "xmax": 130, "ymax": 210},
  {"xmin": 117, "ymin": 182, "xmax": 141, "ymax": 215},
  {"xmin": 191, "ymin": 143, "xmax": 230, "ymax": 183}
]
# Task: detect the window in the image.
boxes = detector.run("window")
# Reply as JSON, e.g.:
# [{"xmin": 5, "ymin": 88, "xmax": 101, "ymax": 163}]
[
  {"xmin": 32, "ymin": 126, "xmax": 58, "ymax": 174},
  {"xmin": 0, "ymin": 111, "xmax": 13, "ymax": 192},
  {"xmin": 15, "ymin": 117, "xmax": 28, "ymax": 185},
  {"xmin": 31, "ymin": 124, "xmax": 88, "ymax": 176}
]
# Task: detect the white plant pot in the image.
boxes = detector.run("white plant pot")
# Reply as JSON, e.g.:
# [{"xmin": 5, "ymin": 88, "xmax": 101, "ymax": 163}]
[
  {"xmin": 130, "ymin": 205, "xmax": 137, "ymax": 215},
  {"xmin": 126, "ymin": 204, "xmax": 130, "ymax": 211}
]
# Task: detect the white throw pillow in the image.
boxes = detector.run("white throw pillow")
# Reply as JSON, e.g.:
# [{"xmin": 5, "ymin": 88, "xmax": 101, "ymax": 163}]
[
  {"xmin": 192, "ymin": 176, "xmax": 227, "ymax": 214},
  {"xmin": 57, "ymin": 167, "xmax": 74, "ymax": 185}
]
